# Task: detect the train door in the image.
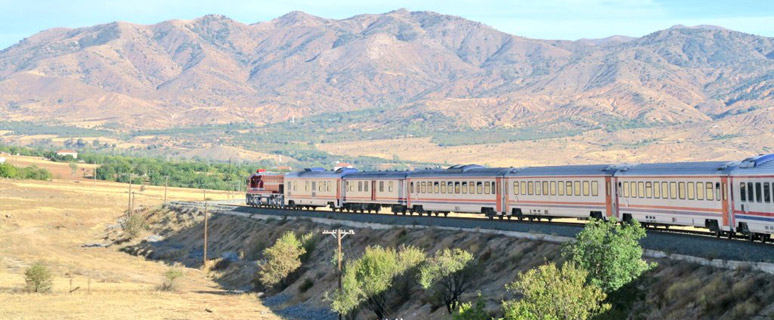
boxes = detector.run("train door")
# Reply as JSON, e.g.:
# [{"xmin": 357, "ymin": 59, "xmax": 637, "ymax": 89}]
[
  {"xmin": 605, "ymin": 177, "xmax": 614, "ymax": 218},
  {"xmin": 371, "ymin": 180, "xmax": 377, "ymax": 201},
  {"xmin": 721, "ymin": 177, "xmax": 731, "ymax": 229},
  {"xmin": 336, "ymin": 179, "xmax": 341, "ymax": 207},
  {"xmin": 495, "ymin": 177, "xmax": 503, "ymax": 214}
]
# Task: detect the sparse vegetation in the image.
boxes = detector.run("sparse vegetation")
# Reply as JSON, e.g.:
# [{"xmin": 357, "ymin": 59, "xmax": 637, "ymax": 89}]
[
  {"xmin": 122, "ymin": 213, "xmax": 147, "ymax": 239},
  {"xmin": 453, "ymin": 293, "xmax": 489, "ymax": 320},
  {"xmin": 24, "ymin": 262, "xmax": 53, "ymax": 293},
  {"xmin": 258, "ymin": 231, "xmax": 306, "ymax": 289},
  {"xmin": 502, "ymin": 263, "xmax": 610, "ymax": 320},
  {"xmin": 161, "ymin": 267, "xmax": 184, "ymax": 291},
  {"xmin": 563, "ymin": 217, "xmax": 654, "ymax": 293},
  {"xmin": 0, "ymin": 163, "xmax": 51, "ymax": 180},
  {"xmin": 419, "ymin": 248, "xmax": 478, "ymax": 314}
]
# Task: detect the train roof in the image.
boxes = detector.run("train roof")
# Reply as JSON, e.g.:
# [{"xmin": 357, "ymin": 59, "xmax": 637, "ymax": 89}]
[
  {"xmin": 731, "ymin": 154, "xmax": 774, "ymax": 174},
  {"xmin": 344, "ymin": 171, "xmax": 411, "ymax": 179},
  {"xmin": 506, "ymin": 164, "xmax": 617, "ymax": 177},
  {"xmin": 614, "ymin": 161, "xmax": 737, "ymax": 176},
  {"xmin": 285, "ymin": 167, "xmax": 359, "ymax": 178},
  {"xmin": 407, "ymin": 165, "xmax": 511, "ymax": 178}
]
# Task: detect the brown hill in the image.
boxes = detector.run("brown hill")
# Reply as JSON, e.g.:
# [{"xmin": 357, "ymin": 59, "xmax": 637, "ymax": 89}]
[{"xmin": 2, "ymin": 10, "xmax": 772, "ymax": 131}]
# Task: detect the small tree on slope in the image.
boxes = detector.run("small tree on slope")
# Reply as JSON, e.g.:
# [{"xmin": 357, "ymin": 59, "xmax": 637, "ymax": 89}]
[{"xmin": 419, "ymin": 248, "xmax": 478, "ymax": 314}]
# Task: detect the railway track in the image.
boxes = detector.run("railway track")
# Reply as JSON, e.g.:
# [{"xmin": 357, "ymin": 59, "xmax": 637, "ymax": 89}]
[{"xmin": 165, "ymin": 201, "xmax": 774, "ymax": 263}]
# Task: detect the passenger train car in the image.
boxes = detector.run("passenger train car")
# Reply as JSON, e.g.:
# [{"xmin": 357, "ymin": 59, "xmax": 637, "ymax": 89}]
[{"xmin": 246, "ymin": 154, "xmax": 774, "ymax": 242}]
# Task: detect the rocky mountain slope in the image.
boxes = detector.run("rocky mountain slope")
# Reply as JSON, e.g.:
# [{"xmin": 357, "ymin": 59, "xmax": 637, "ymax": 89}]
[{"xmin": 1, "ymin": 9, "xmax": 773, "ymax": 132}]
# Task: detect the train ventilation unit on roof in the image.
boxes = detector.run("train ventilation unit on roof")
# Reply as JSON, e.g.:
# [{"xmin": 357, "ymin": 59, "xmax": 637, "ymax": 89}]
[
  {"xmin": 740, "ymin": 154, "xmax": 774, "ymax": 168},
  {"xmin": 446, "ymin": 164, "xmax": 485, "ymax": 172},
  {"xmin": 304, "ymin": 167, "xmax": 326, "ymax": 172}
]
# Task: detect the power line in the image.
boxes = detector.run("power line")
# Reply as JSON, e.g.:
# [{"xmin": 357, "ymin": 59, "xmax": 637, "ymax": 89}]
[{"xmin": 323, "ymin": 229, "xmax": 355, "ymax": 320}]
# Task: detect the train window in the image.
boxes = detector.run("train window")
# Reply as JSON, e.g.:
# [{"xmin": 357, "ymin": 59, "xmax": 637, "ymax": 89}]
[
  {"xmin": 358, "ymin": 181, "xmax": 362, "ymax": 192},
  {"xmin": 574, "ymin": 181, "xmax": 582, "ymax": 196},
  {"xmin": 485, "ymin": 182, "xmax": 491, "ymax": 194},
  {"xmin": 559, "ymin": 181, "xmax": 565, "ymax": 196},
  {"xmin": 756, "ymin": 182, "xmax": 763, "ymax": 203},
  {"xmin": 440, "ymin": 181, "xmax": 446, "ymax": 194},
  {"xmin": 721, "ymin": 183, "xmax": 726, "ymax": 200},
  {"xmin": 687, "ymin": 182, "xmax": 695, "ymax": 200},
  {"xmin": 591, "ymin": 181, "xmax": 599, "ymax": 196},
  {"xmin": 565, "ymin": 182, "xmax": 572, "ymax": 196},
  {"xmin": 477, "ymin": 182, "xmax": 483, "ymax": 194},
  {"xmin": 631, "ymin": 182, "xmax": 637, "ymax": 198},
  {"xmin": 623, "ymin": 182, "xmax": 629, "ymax": 198},
  {"xmin": 740, "ymin": 183, "xmax": 747, "ymax": 202},
  {"xmin": 528, "ymin": 182, "xmax": 534, "ymax": 195},
  {"xmin": 535, "ymin": 181, "xmax": 542, "ymax": 195},
  {"xmin": 452, "ymin": 182, "xmax": 458, "ymax": 194},
  {"xmin": 678, "ymin": 182, "xmax": 686, "ymax": 200},
  {"xmin": 748, "ymin": 182, "xmax": 755, "ymax": 202},
  {"xmin": 410, "ymin": 182, "xmax": 414, "ymax": 193},
  {"xmin": 706, "ymin": 183, "xmax": 714, "ymax": 201},
  {"xmin": 653, "ymin": 181, "xmax": 660, "ymax": 199},
  {"xmin": 696, "ymin": 182, "xmax": 704, "ymax": 200},
  {"xmin": 638, "ymin": 182, "xmax": 645, "ymax": 198},
  {"xmin": 550, "ymin": 181, "xmax": 557, "ymax": 196},
  {"xmin": 645, "ymin": 182, "xmax": 652, "ymax": 198},
  {"xmin": 462, "ymin": 182, "xmax": 468, "ymax": 194},
  {"xmin": 380, "ymin": 181, "xmax": 384, "ymax": 192},
  {"xmin": 764, "ymin": 182, "xmax": 771, "ymax": 203},
  {"xmin": 365, "ymin": 181, "xmax": 369, "ymax": 192},
  {"xmin": 543, "ymin": 182, "xmax": 549, "ymax": 196},
  {"xmin": 670, "ymin": 182, "xmax": 677, "ymax": 199},
  {"xmin": 389, "ymin": 181, "xmax": 394, "ymax": 192},
  {"xmin": 419, "ymin": 182, "xmax": 425, "ymax": 193},
  {"xmin": 449, "ymin": 182, "xmax": 454, "ymax": 194},
  {"xmin": 520, "ymin": 182, "xmax": 527, "ymax": 195},
  {"xmin": 661, "ymin": 182, "xmax": 668, "ymax": 199},
  {"xmin": 469, "ymin": 181, "xmax": 475, "ymax": 194},
  {"xmin": 513, "ymin": 182, "xmax": 518, "ymax": 195},
  {"xmin": 583, "ymin": 181, "xmax": 590, "ymax": 196}
]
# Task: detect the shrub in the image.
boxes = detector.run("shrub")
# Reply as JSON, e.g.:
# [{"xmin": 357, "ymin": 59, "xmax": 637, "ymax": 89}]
[
  {"xmin": 122, "ymin": 213, "xmax": 146, "ymax": 239},
  {"xmin": 25, "ymin": 262, "xmax": 53, "ymax": 293},
  {"xmin": 161, "ymin": 267, "xmax": 184, "ymax": 291},
  {"xmin": 419, "ymin": 248, "xmax": 478, "ymax": 314},
  {"xmin": 453, "ymin": 292, "xmax": 489, "ymax": 320},
  {"xmin": 258, "ymin": 231, "xmax": 306, "ymax": 289},
  {"xmin": 502, "ymin": 263, "xmax": 609, "ymax": 320},
  {"xmin": 563, "ymin": 217, "xmax": 654, "ymax": 293},
  {"xmin": 331, "ymin": 245, "xmax": 425, "ymax": 319}
]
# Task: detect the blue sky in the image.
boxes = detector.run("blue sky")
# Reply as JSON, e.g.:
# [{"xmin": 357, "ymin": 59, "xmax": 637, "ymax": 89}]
[{"xmin": 1, "ymin": 0, "xmax": 773, "ymax": 50}]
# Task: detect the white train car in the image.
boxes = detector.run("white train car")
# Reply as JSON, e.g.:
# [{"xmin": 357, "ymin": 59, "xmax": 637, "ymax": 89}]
[
  {"xmin": 341, "ymin": 171, "xmax": 409, "ymax": 213},
  {"xmin": 730, "ymin": 154, "xmax": 774, "ymax": 241},
  {"xmin": 613, "ymin": 162, "xmax": 734, "ymax": 234},
  {"xmin": 505, "ymin": 165, "xmax": 617, "ymax": 221},
  {"xmin": 406, "ymin": 165, "xmax": 510, "ymax": 217},
  {"xmin": 284, "ymin": 168, "xmax": 357, "ymax": 209}
]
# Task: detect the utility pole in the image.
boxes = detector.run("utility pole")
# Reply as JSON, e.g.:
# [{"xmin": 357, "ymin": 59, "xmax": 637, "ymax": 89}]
[
  {"xmin": 203, "ymin": 202, "xmax": 209, "ymax": 270},
  {"xmin": 323, "ymin": 229, "xmax": 355, "ymax": 320},
  {"xmin": 163, "ymin": 176, "xmax": 169, "ymax": 204}
]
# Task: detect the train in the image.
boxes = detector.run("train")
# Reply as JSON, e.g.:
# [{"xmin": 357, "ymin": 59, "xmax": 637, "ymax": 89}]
[{"xmin": 246, "ymin": 154, "xmax": 774, "ymax": 242}]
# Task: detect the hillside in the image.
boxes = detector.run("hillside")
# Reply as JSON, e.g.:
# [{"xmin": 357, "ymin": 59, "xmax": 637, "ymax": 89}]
[{"xmin": 1, "ymin": 10, "xmax": 773, "ymax": 166}]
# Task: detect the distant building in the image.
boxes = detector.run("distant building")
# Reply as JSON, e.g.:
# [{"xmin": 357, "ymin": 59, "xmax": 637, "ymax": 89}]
[
  {"xmin": 334, "ymin": 162, "xmax": 354, "ymax": 170},
  {"xmin": 56, "ymin": 149, "xmax": 78, "ymax": 159},
  {"xmin": 276, "ymin": 166, "xmax": 293, "ymax": 171}
]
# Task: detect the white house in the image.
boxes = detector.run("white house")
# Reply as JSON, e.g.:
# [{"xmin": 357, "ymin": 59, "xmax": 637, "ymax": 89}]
[{"xmin": 56, "ymin": 149, "xmax": 78, "ymax": 159}]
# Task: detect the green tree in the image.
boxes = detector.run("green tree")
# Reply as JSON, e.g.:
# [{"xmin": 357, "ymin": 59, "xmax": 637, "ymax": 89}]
[
  {"xmin": 161, "ymin": 267, "xmax": 184, "ymax": 291},
  {"xmin": 258, "ymin": 232, "xmax": 306, "ymax": 289},
  {"xmin": 563, "ymin": 217, "xmax": 654, "ymax": 293},
  {"xmin": 502, "ymin": 263, "xmax": 609, "ymax": 320},
  {"xmin": 454, "ymin": 292, "xmax": 490, "ymax": 320},
  {"xmin": 0, "ymin": 163, "xmax": 17, "ymax": 178},
  {"xmin": 331, "ymin": 245, "xmax": 425, "ymax": 319},
  {"xmin": 419, "ymin": 248, "xmax": 478, "ymax": 313},
  {"xmin": 24, "ymin": 262, "xmax": 53, "ymax": 293}
]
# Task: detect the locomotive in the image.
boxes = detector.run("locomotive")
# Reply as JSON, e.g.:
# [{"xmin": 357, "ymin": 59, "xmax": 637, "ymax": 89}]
[{"xmin": 246, "ymin": 154, "xmax": 774, "ymax": 242}]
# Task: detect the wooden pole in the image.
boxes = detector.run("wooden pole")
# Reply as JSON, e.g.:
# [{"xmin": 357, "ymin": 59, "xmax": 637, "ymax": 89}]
[
  {"xmin": 127, "ymin": 174, "xmax": 133, "ymax": 216},
  {"xmin": 323, "ymin": 229, "xmax": 355, "ymax": 320},
  {"xmin": 203, "ymin": 202, "xmax": 208, "ymax": 270}
]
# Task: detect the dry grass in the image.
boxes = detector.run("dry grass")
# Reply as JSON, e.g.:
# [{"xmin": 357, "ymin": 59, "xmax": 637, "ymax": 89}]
[{"xmin": 0, "ymin": 177, "xmax": 279, "ymax": 319}]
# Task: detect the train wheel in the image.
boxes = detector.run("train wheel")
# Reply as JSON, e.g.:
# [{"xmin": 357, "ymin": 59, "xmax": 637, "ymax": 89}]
[
  {"xmin": 444, "ymin": 212, "xmax": 448, "ymax": 217},
  {"xmin": 748, "ymin": 233, "xmax": 755, "ymax": 242},
  {"xmin": 506, "ymin": 216, "xmax": 511, "ymax": 220},
  {"xmin": 498, "ymin": 215, "xmax": 503, "ymax": 220}
]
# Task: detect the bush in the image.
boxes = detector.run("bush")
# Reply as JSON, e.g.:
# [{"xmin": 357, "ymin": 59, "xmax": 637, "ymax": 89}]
[
  {"xmin": 161, "ymin": 267, "xmax": 184, "ymax": 291},
  {"xmin": 331, "ymin": 245, "xmax": 425, "ymax": 319},
  {"xmin": 502, "ymin": 263, "xmax": 609, "ymax": 320},
  {"xmin": 419, "ymin": 248, "xmax": 478, "ymax": 314},
  {"xmin": 258, "ymin": 232, "xmax": 306, "ymax": 289},
  {"xmin": 563, "ymin": 217, "xmax": 655, "ymax": 293},
  {"xmin": 25, "ymin": 262, "xmax": 53, "ymax": 293},
  {"xmin": 122, "ymin": 213, "xmax": 146, "ymax": 239},
  {"xmin": 453, "ymin": 293, "xmax": 489, "ymax": 320}
]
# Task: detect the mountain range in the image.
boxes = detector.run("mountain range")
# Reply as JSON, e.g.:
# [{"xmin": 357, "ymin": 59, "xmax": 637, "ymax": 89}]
[{"xmin": 0, "ymin": 9, "xmax": 773, "ymax": 166}]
